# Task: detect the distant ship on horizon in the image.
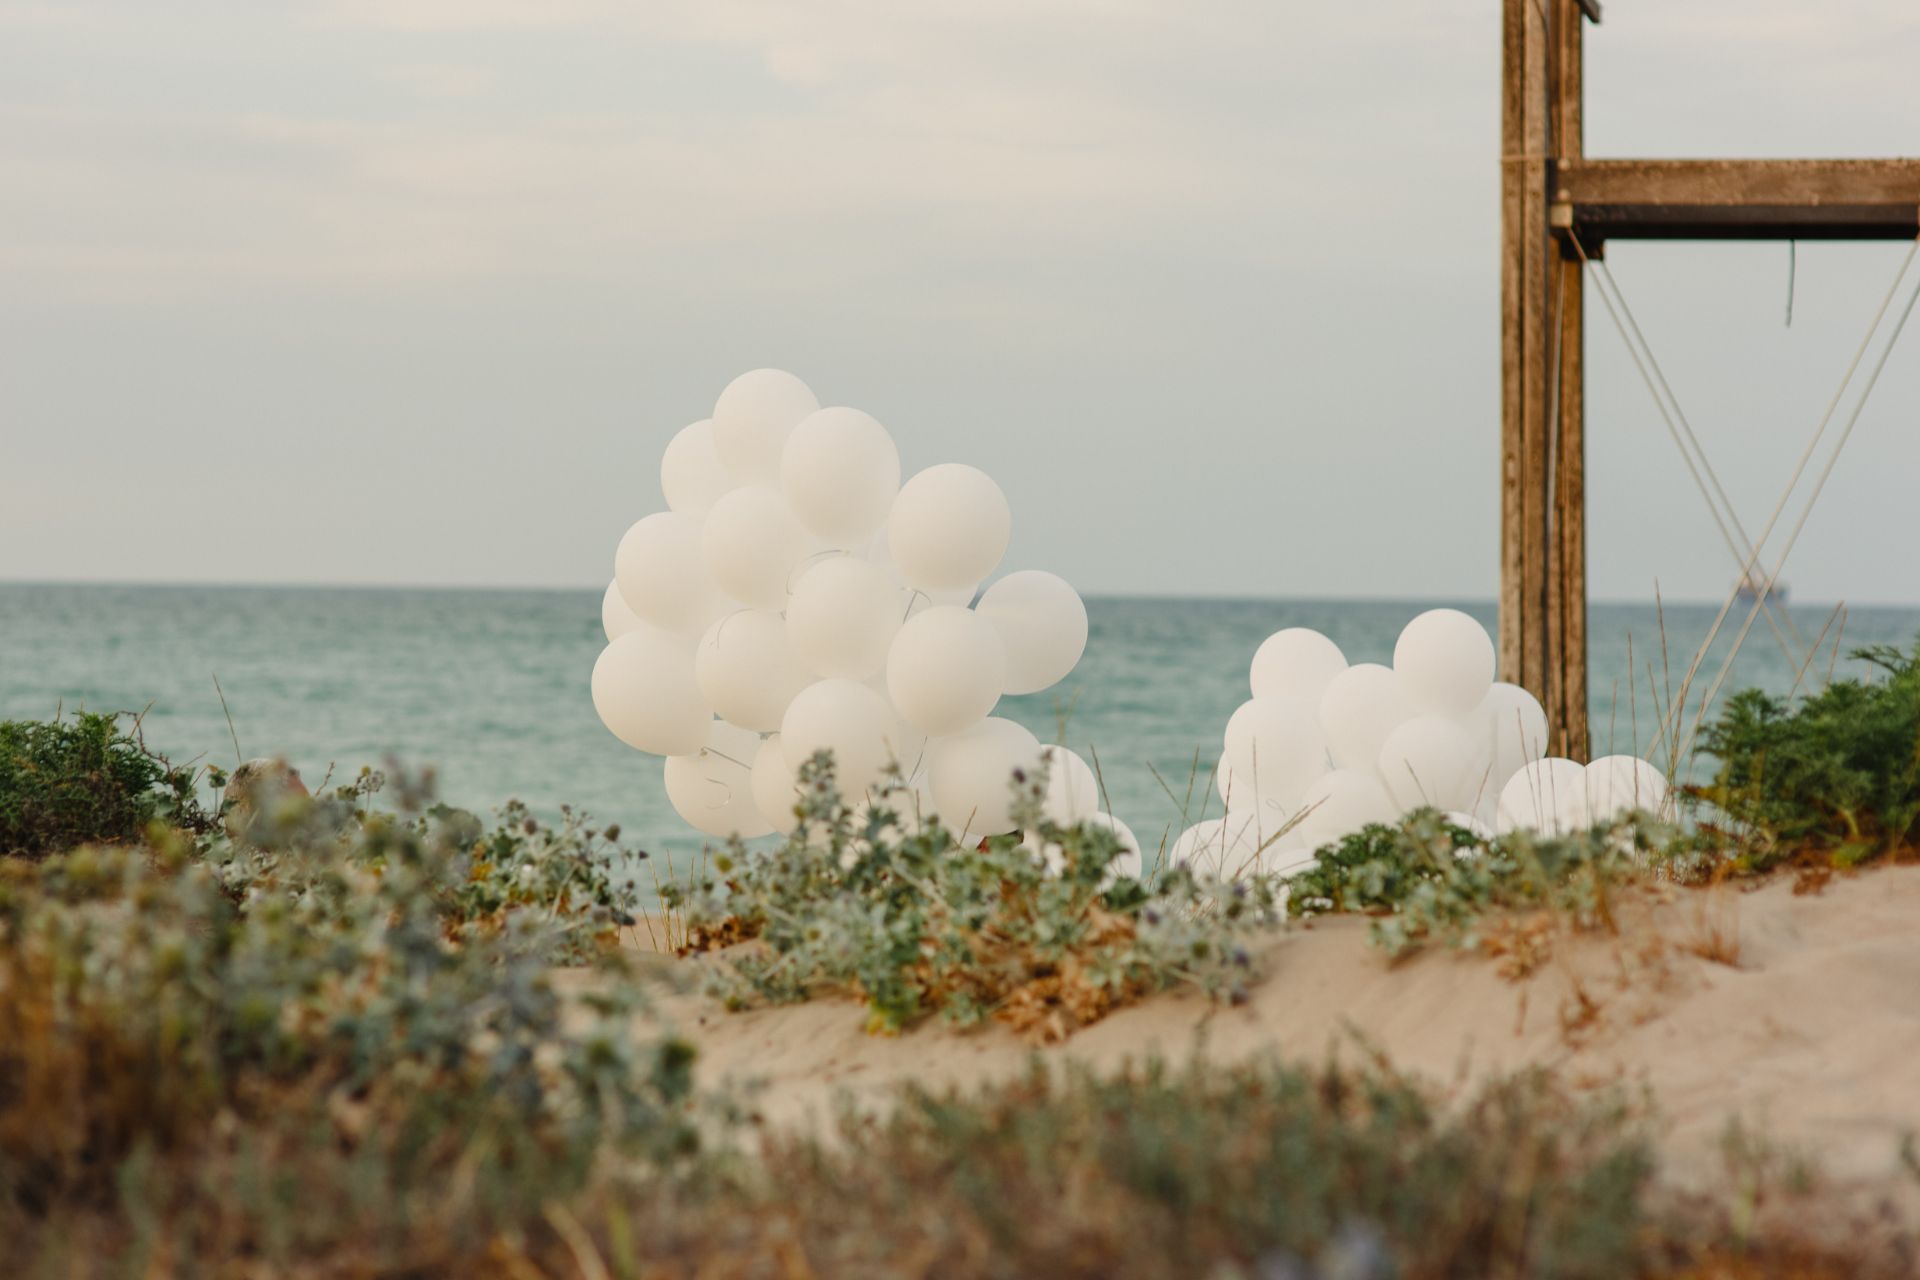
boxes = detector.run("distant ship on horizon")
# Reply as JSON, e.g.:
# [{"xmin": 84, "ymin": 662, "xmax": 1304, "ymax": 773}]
[{"xmin": 1736, "ymin": 572, "xmax": 1789, "ymax": 605}]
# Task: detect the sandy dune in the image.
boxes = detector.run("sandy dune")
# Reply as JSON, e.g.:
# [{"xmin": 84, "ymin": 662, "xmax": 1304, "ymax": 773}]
[{"xmin": 643, "ymin": 863, "xmax": 1920, "ymax": 1202}]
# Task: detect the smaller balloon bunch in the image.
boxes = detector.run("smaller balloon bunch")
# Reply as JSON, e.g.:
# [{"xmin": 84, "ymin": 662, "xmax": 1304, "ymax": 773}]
[
  {"xmin": 1177, "ymin": 609, "xmax": 1669, "ymax": 878},
  {"xmin": 593, "ymin": 369, "xmax": 1120, "ymax": 855}
]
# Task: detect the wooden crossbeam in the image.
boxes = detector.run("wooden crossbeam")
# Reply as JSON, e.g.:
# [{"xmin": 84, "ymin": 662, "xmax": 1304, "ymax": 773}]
[
  {"xmin": 1501, "ymin": 0, "xmax": 1917, "ymax": 763},
  {"xmin": 1553, "ymin": 159, "xmax": 1920, "ymax": 242}
]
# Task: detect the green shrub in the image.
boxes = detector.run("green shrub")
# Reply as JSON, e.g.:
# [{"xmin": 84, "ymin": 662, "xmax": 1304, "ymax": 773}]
[
  {"xmin": 1285, "ymin": 809, "xmax": 1663, "ymax": 960},
  {"xmin": 0, "ymin": 712, "xmax": 210, "ymax": 858},
  {"xmin": 204, "ymin": 769, "xmax": 642, "ymax": 965},
  {"xmin": 0, "ymin": 773, "xmax": 698, "ymax": 1269},
  {"xmin": 670, "ymin": 752, "xmax": 1278, "ymax": 1037},
  {"xmin": 1692, "ymin": 641, "xmax": 1920, "ymax": 869}
]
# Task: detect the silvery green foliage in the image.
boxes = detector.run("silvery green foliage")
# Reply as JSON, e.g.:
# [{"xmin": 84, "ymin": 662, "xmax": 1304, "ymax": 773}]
[
  {"xmin": 1284, "ymin": 808, "xmax": 1670, "ymax": 957},
  {"xmin": 201, "ymin": 765, "xmax": 640, "ymax": 966},
  {"xmin": 669, "ymin": 752, "xmax": 1279, "ymax": 1035},
  {"xmin": 0, "ymin": 775, "xmax": 696, "ymax": 1208}
]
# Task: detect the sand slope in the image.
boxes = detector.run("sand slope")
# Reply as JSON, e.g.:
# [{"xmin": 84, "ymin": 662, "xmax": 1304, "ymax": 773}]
[{"xmin": 658, "ymin": 864, "xmax": 1920, "ymax": 1198}]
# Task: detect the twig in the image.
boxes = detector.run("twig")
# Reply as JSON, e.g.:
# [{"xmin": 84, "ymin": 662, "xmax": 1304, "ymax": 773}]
[{"xmin": 212, "ymin": 674, "xmax": 243, "ymax": 767}]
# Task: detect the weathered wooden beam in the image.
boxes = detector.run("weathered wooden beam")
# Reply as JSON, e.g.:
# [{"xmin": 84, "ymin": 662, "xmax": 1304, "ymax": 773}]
[
  {"xmin": 1549, "ymin": 1, "xmax": 1589, "ymax": 761},
  {"xmin": 1503, "ymin": 0, "xmax": 1591, "ymax": 759},
  {"xmin": 1552, "ymin": 158, "xmax": 1920, "ymax": 242}
]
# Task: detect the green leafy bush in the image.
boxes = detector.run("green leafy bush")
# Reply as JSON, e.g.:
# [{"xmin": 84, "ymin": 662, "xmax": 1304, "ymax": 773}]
[
  {"xmin": 670, "ymin": 753, "xmax": 1278, "ymax": 1038},
  {"xmin": 1692, "ymin": 641, "xmax": 1920, "ymax": 869},
  {"xmin": 0, "ymin": 775, "xmax": 699, "ymax": 1269},
  {"xmin": 1285, "ymin": 809, "xmax": 1663, "ymax": 960},
  {"xmin": 0, "ymin": 711, "xmax": 210, "ymax": 858}
]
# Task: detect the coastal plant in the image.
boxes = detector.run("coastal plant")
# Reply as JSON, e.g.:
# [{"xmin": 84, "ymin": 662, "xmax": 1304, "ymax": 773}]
[
  {"xmin": 0, "ymin": 804, "xmax": 702, "ymax": 1269},
  {"xmin": 668, "ymin": 752, "xmax": 1280, "ymax": 1038},
  {"xmin": 1285, "ymin": 808, "xmax": 1665, "ymax": 961},
  {"xmin": 559, "ymin": 1058, "xmax": 1673, "ymax": 1279},
  {"xmin": 0, "ymin": 711, "xmax": 212, "ymax": 859},
  {"xmin": 1690, "ymin": 639, "xmax": 1920, "ymax": 870},
  {"xmin": 200, "ymin": 764, "xmax": 642, "ymax": 964}
]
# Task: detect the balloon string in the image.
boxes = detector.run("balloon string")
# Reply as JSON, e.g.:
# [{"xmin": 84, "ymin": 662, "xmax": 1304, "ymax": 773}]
[
  {"xmin": 704, "ymin": 747, "xmax": 753, "ymax": 770},
  {"xmin": 786, "ymin": 546, "xmax": 851, "ymax": 597}
]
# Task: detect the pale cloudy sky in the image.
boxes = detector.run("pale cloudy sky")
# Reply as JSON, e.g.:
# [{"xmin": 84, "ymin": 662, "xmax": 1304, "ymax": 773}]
[{"xmin": 1, "ymin": 0, "xmax": 1916, "ymax": 602}]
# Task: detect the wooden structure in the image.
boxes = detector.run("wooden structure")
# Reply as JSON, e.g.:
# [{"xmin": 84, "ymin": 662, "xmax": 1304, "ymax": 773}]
[{"xmin": 1499, "ymin": 0, "xmax": 1920, "ymax": 757}]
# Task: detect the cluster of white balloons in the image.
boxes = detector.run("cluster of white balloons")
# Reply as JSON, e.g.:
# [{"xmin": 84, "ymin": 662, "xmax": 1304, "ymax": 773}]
[
  {"xmin": 1173, "ymin": 609, "xmax": 1669, "ymax": 879},
  {"xmin": 593, "ymin": 369, "xmax": 1126, "ymax": 863}
]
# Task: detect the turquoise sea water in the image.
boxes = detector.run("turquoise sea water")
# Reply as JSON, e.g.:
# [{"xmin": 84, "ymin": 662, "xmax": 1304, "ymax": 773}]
[{"xmin": 2, "ymin": 584, "xmax": 1915, "ymax": 867}]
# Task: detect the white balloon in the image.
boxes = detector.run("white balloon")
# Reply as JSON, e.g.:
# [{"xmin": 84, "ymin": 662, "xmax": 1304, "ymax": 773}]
[
  {"xmin": 1496, "ymin": 758, "xmax": 1591, "ymax": 836},
  {"xmin": 1474, "ymin": 681, "xmax": 1551, "ymax": 795},
  {"xmin": 927, "ymin": 716, "xmax": 1043, "ymax": 836},
  {"xmin": 1088, "ymin": 813, "xmax": 1142, "ymax": 880},
  {"xmin": 886, "ymin": 464, "xmax": 1011, "ymax": 591},
  {"xmin": 1318, "ymin": 663, "xmax": 1415, "ymax": 772},
  {"xmin": 1441, "ymin": 810, "xmax": 1495, "ymax": 841},
  {"xmin": 1295, "ymin": 769, "xmax": 1397, "ymax": 850},
  {"xmin": 780, "ymin": 407, "xmax": 901, "ymax": 546},
  {"xmin": 1585, "ymin": 755, "xmax": 1669, "ymax": 823},
  {"xmin": 1393, "ymin": 608, "xmax": 1496, "ymax": 716},
  {"xmin": 711, "ymin": 369, "xmax": 819, "ymax": 483},
  {"xmin": 590, "ymin": 626, "xmax": 711, "ymax": 757},
  {"xmin": 614, "ymin": 512, "xmax": 729, "ymax": 636},
  {"xmin": 871, "ymin": 769, "xmax": 939, "ymax": 835},
  {"xmin": 1192, "ymin": 811, "xmax": 1267, "ymax": 878},
  {"xmin": 600, "ymin": 579, "xmax": 640, "ymax": 643},
  {"xmin": 664, "ymin": 721, "xmax": 773, "ymax": 839},
  {"xmin": 702, "ymin": 484, "xmax": 819, "ymax": 610},
  {"xmin": 780, "ymin": 678, "xmax": 913, "ymax": 798},
  {"xmin": 693, "ymin": 609, "xmax": 811, "ymax": 733},
  {"xmin": 1376, "ymin": 715, "xmax": 1485, "ymax": 815},
  {"xmin": 1039, "ymin": 745, "xmax": 1100, "ymax": 826},
  {"xmin": 903, "ymin": 582, "xmax": 981, "ymax": 617},
  {"xmin": 786, "ymin": 556, "xmax": 905, "ymax": 680},
  {"xmin": 885, "ymin": 605, "xmax": 1005, "ymax": 736},
  {"xmin": 1264, "ymin": 838, "xmax": 1318, "ymax": 878},
  {"xmin": 974, "ymin": 570, "xmax": 1088, "ymax": 696},
  {"xmin": 660, "ymin": 418, "xmax": 731, "ymax": 515},
  {"xmin": 1169, "ymin": 818, "xmax": 1224, "ymax": 870},
  {"xmin": 751, "ymin": 734, "xmax": 801, "ymax": 835},
  {"xmin": 1224, "ymin": 694, "xmax": 1329, "ymax": 814},
  {"xmin": 1250, "ymin": 628, "xmax": 1348, "ymax": 704}
]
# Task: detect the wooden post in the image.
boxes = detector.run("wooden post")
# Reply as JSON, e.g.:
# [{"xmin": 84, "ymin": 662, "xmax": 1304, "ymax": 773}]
[
  {"xmin": 1502, "ymin": 0, "xmax": 1583, "ymax": 754},
  {"xmin": 1501, "ymin": 0, "xmax": 1917, "ymax": 761},
  {"xmin": 1549, "ymin": 0, "xmax": 1589, "ymax": 760}
]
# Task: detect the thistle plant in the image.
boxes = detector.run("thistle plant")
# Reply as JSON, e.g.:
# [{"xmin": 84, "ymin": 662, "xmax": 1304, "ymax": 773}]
[
  {"xmin": 668, "ymin": 751, "xmax": 1279, "ymax": 1038},
  {"xmin": 1284, "ymin": 808, "xmax": 1666, "ymax": 959}
]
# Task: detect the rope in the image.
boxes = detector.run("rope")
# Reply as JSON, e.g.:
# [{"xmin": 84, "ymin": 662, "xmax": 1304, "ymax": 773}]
[
  {"xmin": 1594, "ymin": 256, "xmax": 1807, "ymax": 649},
  {"xmin": 1567, "ymin": 234, "xmax": 1800, "ymax": 661},
  {"xmin": 1675, "ymin": 251, "xmax": 1920, "ymax": 759},
  {"xmin": 1649, "ymin": 238, "xmax": 1919, "ymax": 754}
]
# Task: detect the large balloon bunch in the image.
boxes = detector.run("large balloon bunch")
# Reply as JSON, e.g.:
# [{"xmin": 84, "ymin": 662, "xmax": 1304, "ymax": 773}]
[
  {"xmin": 1176, "ymin": 609, "xmax": 1668, "ymax": 878},
  {"xmin": 594, "ymin": 369, "xmax": 1115, "ymax": 857}
]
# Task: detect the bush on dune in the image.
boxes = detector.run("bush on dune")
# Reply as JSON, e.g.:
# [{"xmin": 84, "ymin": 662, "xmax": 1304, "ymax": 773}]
[
  {"xmin": 669, "ymin": 752, "xmax": 1279, "ymax": 1039},
  {"xmin": 1692, "ymin": 640, "xmax": 1920, "ymax": 870},
  {"xmin": 0, "ymin": 711, "xmax": 211, "ymax": 859}
]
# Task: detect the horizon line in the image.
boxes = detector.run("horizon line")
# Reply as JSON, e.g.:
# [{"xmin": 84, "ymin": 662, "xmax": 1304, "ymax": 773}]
[{"xmin": 2, "ymin": 576, "xmax": 1914, "ymax": 612}]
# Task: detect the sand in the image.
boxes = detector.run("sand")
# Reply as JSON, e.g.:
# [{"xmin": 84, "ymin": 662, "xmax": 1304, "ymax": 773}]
[{"xmin": 608, "ymin": 864, "xmax": 1920, "ymax": 1203}]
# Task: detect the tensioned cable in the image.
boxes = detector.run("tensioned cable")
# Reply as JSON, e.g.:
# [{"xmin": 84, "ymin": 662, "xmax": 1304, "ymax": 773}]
[
  {"xmin": 1567, "ymin": 233, "xmax": 1799, "ymax": 662},
  {"xmin": 1675, "ymin": 251, "xmax": 1920, "ymax": 760},
  {"xmin": 1646, "ymin": 238, "xmax": 1920, "ymax": 755},
  {"xmin": 1596, "ymin": 257, "xmax": 1808, "ymax": 648}
]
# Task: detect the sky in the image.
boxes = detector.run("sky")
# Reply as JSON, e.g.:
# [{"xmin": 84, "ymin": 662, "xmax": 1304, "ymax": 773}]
[{"xmin": 1, "ymin": 0, "xmax": 1917, "ymax": 604}]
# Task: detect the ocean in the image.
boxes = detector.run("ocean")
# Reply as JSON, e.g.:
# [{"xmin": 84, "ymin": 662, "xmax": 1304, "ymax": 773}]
[{"xmin": 2, "ymin": 583, "xmax": 1915, "ymax": 867}]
